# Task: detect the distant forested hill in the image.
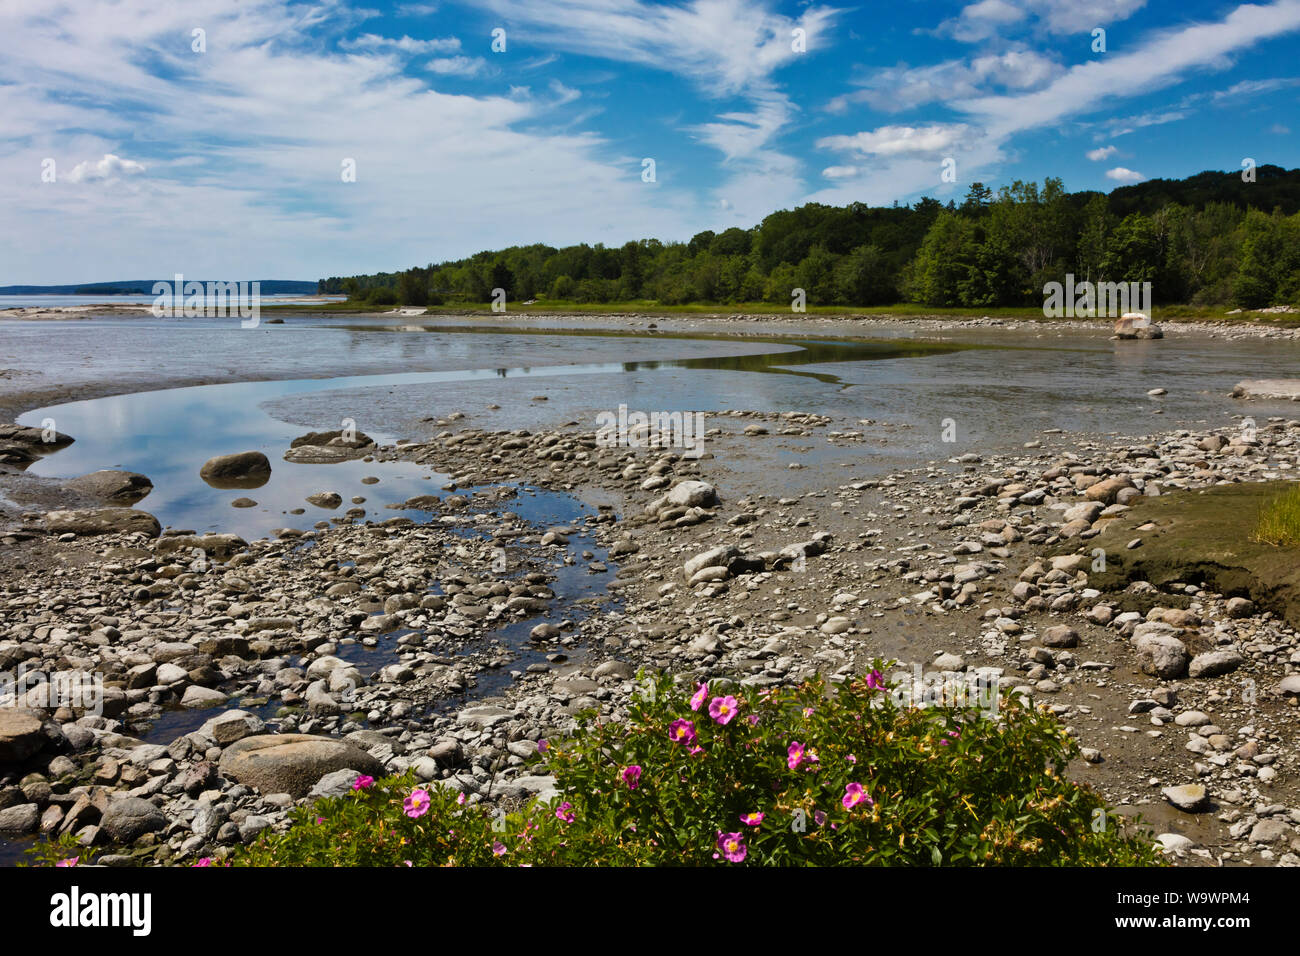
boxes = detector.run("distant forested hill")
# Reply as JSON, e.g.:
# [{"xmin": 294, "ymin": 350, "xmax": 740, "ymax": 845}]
[
  {"xmin": 320, "ymin": 165, "xmax": 1300, "ymax": 310},
  {"xmin": 0, "ymin": 280, "xmax": 318, "ymax": 295}
]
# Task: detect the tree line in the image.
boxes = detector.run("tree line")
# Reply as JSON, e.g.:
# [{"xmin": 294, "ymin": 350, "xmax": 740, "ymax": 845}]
[{"xmin": 319, "ymin": 165, "xmax": 1300, "ymax": 310}]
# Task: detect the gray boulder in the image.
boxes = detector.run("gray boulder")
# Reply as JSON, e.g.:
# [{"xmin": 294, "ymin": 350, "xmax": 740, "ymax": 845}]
[
  {"xmin": 218, "ymin": 734, "xmax": 384, "ymax": 797},
  {"xmin": 41, "ymin": 508, "xmax": 160, "ymax": 537},
  {"xmin": 665, "ymin": 480, "xmax": 717, "ymax": 508},
  {"xmin": 198, "ymin": 710, "xmax": 265, "ymax": 746},
  {"xmin": 308, "ymin": 769, "xmax": 365, "ymax": 799},
  {"xmin": 100, "ymin": 797, "xmax": 166, "ymax": 842},
  {"xmin": 199, "ymin": 451, "xmax": 271, "ymax": 488},
  {"xmin": 154, "ymin": 533, "xmax": 248, "ymax": 560},
  {"xmin": 65, "ymin": 470, "xmax": 153, "ymax": 504},
  {"xmin": 1132, "ymin": 623, "xmax": 1189, "ymax": 679},
  {"xmin": 1188, "ymin": 650, "xmax": 1246, "ymax": 678},
  {"xmin": 0, "ymin": 803, "xmax": 39, "ymax": 834},
  {"xmin": 0, "ymin": 708, "xmax": 46, "ymax": 763}
]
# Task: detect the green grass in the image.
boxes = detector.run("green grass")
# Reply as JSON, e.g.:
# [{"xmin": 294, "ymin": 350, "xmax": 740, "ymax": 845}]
[
  {"xmin": 263, "ymin": 298, "xmax": 1300, "ymax": 325},
  {"xmin": 1254, "ymin": 484, "xmax": 1300, "ymax": 547}
]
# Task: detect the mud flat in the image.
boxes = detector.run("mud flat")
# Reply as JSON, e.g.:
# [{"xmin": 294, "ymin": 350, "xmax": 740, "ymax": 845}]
[{"xmin": 2, "ymin": 315, "xmax": 1300, "ymax": 866}]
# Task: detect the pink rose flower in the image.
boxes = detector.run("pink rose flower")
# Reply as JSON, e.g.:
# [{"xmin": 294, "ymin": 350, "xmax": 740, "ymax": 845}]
[
  {"xmin": 716, "ymin": 830, "xmax": 747, "ymax": 863},
  {"xmin": 709, "ymin": 695, "xmax": 739, "ymax": 725},
  {"xmin": 404, "ymin": 789, "xmax": 431, "ymax": 819}
]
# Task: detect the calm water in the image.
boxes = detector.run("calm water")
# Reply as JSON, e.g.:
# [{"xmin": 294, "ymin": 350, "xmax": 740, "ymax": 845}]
[
  {"xmin": 5, "ymin": 314, "xmax": 1298, "ymax": 534},
  {"xmin": 11, "ymin": 326, "xmax": 965, "ymax": 537}
]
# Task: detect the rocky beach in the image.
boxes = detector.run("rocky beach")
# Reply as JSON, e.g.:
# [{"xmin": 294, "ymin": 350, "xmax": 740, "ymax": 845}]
[{"xmin": 2, "ymin": 310, "xmax": 1300, "ymax": 866}]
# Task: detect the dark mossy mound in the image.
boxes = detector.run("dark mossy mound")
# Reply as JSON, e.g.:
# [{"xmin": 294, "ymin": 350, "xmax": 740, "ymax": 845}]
[{"xmin": 1068, "ymin": 481, "xmax": 1300, "ymax": 628}]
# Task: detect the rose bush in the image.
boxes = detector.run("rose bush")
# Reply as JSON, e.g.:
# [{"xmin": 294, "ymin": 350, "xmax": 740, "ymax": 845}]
[{"xmin": 229, "ymin": 665, "xmax": 1162, "ymax": 867}]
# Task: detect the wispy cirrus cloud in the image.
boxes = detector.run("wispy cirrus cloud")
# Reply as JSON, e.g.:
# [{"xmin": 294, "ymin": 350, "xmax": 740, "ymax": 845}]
[
  {"xmin": 954, "ymin": 1, "xmax": 1300, "ymax": 137},
  {"xmin": 426, "ymin": 54, "xmax": 489, "ymax": 75},
  {"xmin": 0, "ymin": 0, "xmax": 701, "ymax": 283},
  {"xmin": 471, "ymin": 0, "xmax": 839, "ymax": 95},
  {"xmin": 1211, "ymin": 75, "xmax": 1300, "ymax": 100},
  {"xmin": 468, "ymin": 0, "xmax": 842, "ymax": 222},
  {"xmin": 3, "ymin": 0, "xmax": 1299, "ymax": 285},
  {"xmin": 811, "ymin": 1, "xmax": 1300, "ymax": 207}
]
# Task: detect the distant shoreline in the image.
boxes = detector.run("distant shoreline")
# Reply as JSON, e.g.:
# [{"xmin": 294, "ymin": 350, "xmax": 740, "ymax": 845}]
[{"xmin": 3, "ymin": 300, "xmax": 1299, "ymax": 329}]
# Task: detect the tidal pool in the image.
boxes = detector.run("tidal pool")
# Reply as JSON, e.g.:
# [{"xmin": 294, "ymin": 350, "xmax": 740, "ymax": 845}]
[{"xmin": 15, "ymin": 328, "xmax": 965, "ymax": 538}]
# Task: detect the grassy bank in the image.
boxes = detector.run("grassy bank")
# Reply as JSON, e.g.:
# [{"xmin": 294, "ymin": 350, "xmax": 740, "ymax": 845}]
[{"xmin": 263, "ymin": 299, "xmax": 1300, "ymax": 326}]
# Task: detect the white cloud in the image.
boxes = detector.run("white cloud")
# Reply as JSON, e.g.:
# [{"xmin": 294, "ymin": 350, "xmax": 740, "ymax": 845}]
[
  {"xmin": 1086, "ymin": 145, "xmax": 1117, "ymax": 160},
  {"xmin": 818, "ymin": 124, "xmax": 972, "ymax": 158},
  {"xmin": 822, "ymin": 165, "xmax": 858, "ymax": 179},
  {"xmin": 940, "ymin": 0, "xmax": 1027, "ymax": 42},
  {"xmin": 828, "ymin": 50, "xmax": 1061, "ymax": 113},
  {"xmin": 1105, "ymin": 166, "xmax": 1145, "ymax": 182},
  {"xmin": 1027, "ymin": 0, "xmax": 1148, "ymax": 34},
  {"xmin": 471, "ymin": 0, "xmax": 840, "ymax": 95},
  {"xmin": 941, "ymin": 0, "xmax": 1147, "ymax": 41},
  {"xmin": 465, "ymin": 1, "xmax": 841, "ymax": 232},
  {"xmin": 1212, "ymin": 76, "xmax": 1300, "ymax": 101},
  {"xmin": 426, "ymin": 55, "xmax": 487, "ymax": 76},
  {"xmin": 954, "ymin": 1, "xmax": 1300, "ymax": 138},
  {"xmin": 343, "ymin": 33, "xmax": 461, "ymax": 53},
  {"xmin": 65, "ymin": 153, "xmax": 147, "ymax": 183},
  {"xmin": 690, "ymin": 92, "xmax": 793, "ymax": 162},
  {"xmin": 548, "ymin": 79, "xmax": 581, "ymax": 106},
  {"xmin": 809, "ymin": 2, "xmax": 1300, "ymax": 219},
  {"xmin": 1101, "ymin": 109, "xmax": 1186, "ymax": 137},
  {"xmin": 1271, "ymin": 123, "xmax": 1292, "ymax": 134},
  {"xmin": 0, "ymin": 0, "xmax": 702, "ymax": 283}
]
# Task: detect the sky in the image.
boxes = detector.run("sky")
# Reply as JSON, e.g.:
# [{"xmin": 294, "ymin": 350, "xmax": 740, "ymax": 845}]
[{"xmin": 2, "ymin": 0, "xmax": 1298, "ymax": 284}]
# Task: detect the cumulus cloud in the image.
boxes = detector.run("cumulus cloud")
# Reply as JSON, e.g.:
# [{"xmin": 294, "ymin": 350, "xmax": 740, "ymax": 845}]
[
  {"xmin": 65, "ymin": 153, "xmax": 146, "ymax": 183},
  {"xmin": 828, "ymin": 50, "xmax": 1061, "ymax": 113},
  {"xmin": 822, "ymin": 165, "xmax": 858, "ymax": 179},
  {"xmin": 1105, "ymin": 166, "xmax": 1145, "ymax": 182},
  {"xmin": 1086, "ymin": 145, "xmax": 1117, "ymax": 160},
  {"xmin": 940, "ymin": 0, "xmax": 1147, "ymax": 42},
  {"xmin": 818, "ymin": 124, "xmax": 972, "ymax": 158}
]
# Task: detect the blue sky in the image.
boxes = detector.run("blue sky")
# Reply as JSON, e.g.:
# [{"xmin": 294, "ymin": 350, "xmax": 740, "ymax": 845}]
[{"xmin": 2, "ymin": 0, "xmax": 1298, "ymax": 284}]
